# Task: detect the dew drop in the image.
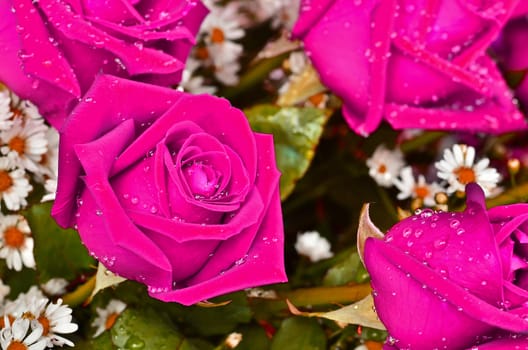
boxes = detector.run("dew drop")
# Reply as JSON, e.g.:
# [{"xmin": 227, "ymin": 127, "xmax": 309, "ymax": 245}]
[{"xmin": 433, "ymin": 239, "xmax": 447, "ymax": 250}]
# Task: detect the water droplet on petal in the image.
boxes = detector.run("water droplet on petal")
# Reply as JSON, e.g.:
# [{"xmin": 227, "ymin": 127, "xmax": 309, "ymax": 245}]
[{"xmin": 433, "ymin": 239, "xmax": 447, "ymax": 250}]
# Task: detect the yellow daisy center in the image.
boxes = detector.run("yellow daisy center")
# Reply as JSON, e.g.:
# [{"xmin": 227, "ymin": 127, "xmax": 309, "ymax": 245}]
[
  {"xmin": 8, "ymin": 136, "xmax": 25, "ymax": 155},
  {"xmin": 4, "ymin": 226, "xmax": 25, "ymax": 248},
  {"xmin": 454, "ymin": 167, "xmax": 476, "ymax": 185},
  {"xmin": 0, "ymin": 170, "xmax": 13, "ymax": 192}
]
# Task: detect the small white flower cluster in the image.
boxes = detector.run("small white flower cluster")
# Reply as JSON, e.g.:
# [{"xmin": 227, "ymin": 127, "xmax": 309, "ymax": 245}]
[
  {"xmin": 294, "ymin": 231, "xmax": 333, "ymax": 262},
  {"xmin": 0, "ymin": 90, "xmax": 59, "ymax": 211},
  {"xmin": 366, "ymin": 143, "xmax": 501, "ymax": 206},
  {"xmin": 0, "ymin": 284, "xmax": 77, "ymax": 349}
]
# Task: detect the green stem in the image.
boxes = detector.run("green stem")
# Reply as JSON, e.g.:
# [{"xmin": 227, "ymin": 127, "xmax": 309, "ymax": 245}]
[
  {"xmin": 62, "ymin": 275, "xmax": 96, "ymax": 307},
  {"xmin": 375, "ymin": 186, "xmax": 399, "ymax": 224},
  {"xmin": 485, "ymin": 182, "xmax": 528, "ymax": 208},
  {"xmin": 399, "ymin": 131, "xmax": 446, "ymax": 153},
  {"xmin": 220, "ymin": 54, "xmax": 288, "ymax": 100},
  {"xmin": 281, "ymin": 284, "xmax": 371, "ymax": 307}
]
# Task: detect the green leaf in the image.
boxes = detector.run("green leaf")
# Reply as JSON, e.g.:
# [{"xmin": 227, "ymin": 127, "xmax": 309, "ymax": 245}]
[
  {"xmin": 75, "ymin": 332, "xmax": 116, "ymax": 350},
  {"xmin": 270, "ymin": 317, "xmax": 327, "ymax": 350},
  {"xmin": 236, "ymin": 325, "xmax": 271, "ymax": 350},
  {"xmin": 176, "ymin": 292, "xmax": 252, "ymax": 336},
  {"xmin": 111, "ymin": 307, "xmax": 194, "ymax": 350},
  {"xmin": 3, "ymin": 267, "xmax": 38, "ymax": 299},
  {"xmin": 25, "ymin": 202, "xmax": 95, "ymax": 282},
  {"xmin": 322, "ymin": 252, "xmax": 361, "ymax": 287},
  {"xmin": 245, "ymin": 105, "xmax": 329, "ymax": 200}
]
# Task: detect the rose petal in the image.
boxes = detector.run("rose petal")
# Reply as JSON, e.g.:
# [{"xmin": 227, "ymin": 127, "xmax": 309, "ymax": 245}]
[
  {"xmin": 126, "ymin": 188, "xmax": 263, "ymax": 242},
  {"xmin": 365, "ymin": 238, "xmax": 492, "ymax": 349},
  {"xmin": 383, "ymin": 184, "xmax": 504, "ymax": 305},
  {"xmin": 53, "ymin": 75, "xmax": 183, "ymax": 228},
  {"xmin": 39, "ymin": 0, "xmax": 185, "ymax": 79},
  {"xmin": 183, "ymin": 134, "xmax": 281, "ymax": 286},
  {"xmin": 365, "ymin": 238, "xmax": 528, "ymax": 346},
  {"xmin": 470, "ymin": 336, "xmax": 528, "ymax": 349},
  {"xmin": 144, "ymin": 228, "xmax": 219, "ymax": 282},
  {"xmin": 0, "ymin": 2, "xmax": 75, "ymax": 128},
  {"xmin": 74, "ymin": 119, "xmax": 172, "ymax": 288},
  {"xmin": 82, "ymin": 0, "xmax": 144, "ymax": 24},
  {"xmin": 12, "ymin": 0, "xmax": 81, "ymax": 96}
]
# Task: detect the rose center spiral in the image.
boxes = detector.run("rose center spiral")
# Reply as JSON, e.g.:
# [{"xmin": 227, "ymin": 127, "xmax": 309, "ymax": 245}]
[{"xmin": 183, "ymin": 161, "xmax": 221, "ymax": 198}]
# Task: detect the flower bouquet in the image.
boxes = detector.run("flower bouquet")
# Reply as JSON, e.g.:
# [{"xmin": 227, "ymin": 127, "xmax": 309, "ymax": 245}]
[{"xmin": 0, "ymin": 0, "xmax": 527, "ymax": 349}]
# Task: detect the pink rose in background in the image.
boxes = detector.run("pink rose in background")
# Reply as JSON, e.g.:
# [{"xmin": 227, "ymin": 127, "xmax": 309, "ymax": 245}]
[
  {"xmin": 363, "ymin": 183, "xmax": 528, "ymax": 349},
  {"xmin": 52, "ymin": 75, "xmax": 286, "ymax": 305},
  {"xmin": 493, "ymin": 5, "xmax": 528, "ymax": 111},
  {"xmin": 292, "ymin": 0, "xmax": 527, "ymax": 136},
  {"xmin": 0, "ymin": 0, "xmax": 207, "ymax": 129}
]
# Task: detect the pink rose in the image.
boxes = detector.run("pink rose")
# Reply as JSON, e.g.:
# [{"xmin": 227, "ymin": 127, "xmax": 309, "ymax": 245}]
[
  {"xmin": 493, "ymin": 5, "xmax": 528, "ymax": 111},
  {"xmin": 52, "ymin": 75, "xmax": 286, "ymax": 305},
  {"xmin": 0, "ymin": 0, "xmax": 207, "ymax": 129},
  {"xmin": 292, "ymin": 0, "xmax": 527, "ymax": 136},
  {"xmin": 363, "ymin": 183, "xmax": 528, "ymax": 348}
]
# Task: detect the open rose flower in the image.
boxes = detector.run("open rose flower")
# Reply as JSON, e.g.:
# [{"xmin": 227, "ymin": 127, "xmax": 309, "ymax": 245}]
[
  {"xmin": 0, "ymin": 0, "xmax": 207, "ymax": 129},
  {"xmin": 493, "ymin": 4, "xmax": 528, "ymax": 111},
  {"xmin": 51, "ymin": 75, "xmax": 286, "ymax": 305},
  {"xmin": 362, "ymin": 183, "xmax": 528, "ymax": 348},
  {"xmin": 292, "ymin": 0, "xmax": 527, "ymax": 136}
]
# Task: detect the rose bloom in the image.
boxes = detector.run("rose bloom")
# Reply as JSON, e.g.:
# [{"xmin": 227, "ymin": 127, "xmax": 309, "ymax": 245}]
[
  {"xmin": 363, "ymin": 183, "xmax": 528, "ymax": 349},
  {"xmin": 292, "ymin": 0, "xmax": 527, "ymax": 136},
  {"xmin": 51, "ymin": 75, "xmax": 286, "ymax": 305},
  {"xmin": 0, "ymin": 0, "xmax": 207, "ymax": 129},
  {"xmin": 493, "ymin": 4, "xmax": 528, "ymax": 112}
]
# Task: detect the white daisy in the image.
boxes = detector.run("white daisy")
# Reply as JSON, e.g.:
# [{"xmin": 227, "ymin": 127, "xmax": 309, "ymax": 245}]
[
  {"xmin": 92, "ymin": 299, "xmax": 127, "ymax": 338},
  {"xmin": 9, "ymin": 95, "xmax": 44, "ymax": 122},
  {"xmin": 393, "ymin": 167, "xmax": 445, "ymax": 207},
  {"xmin": 278, "ymin": 51, "xmax": 308, "ymax": 95},
  {"xmin": 0, "ymin": 158, "xmax": 32, "ymax": 211},
  {"xmin": 435, "ymin": 144, "xmax": 501, "ymax": 197},
  {"xmin": 36, "ymin": 127, "xmax": 58, "ymax": 183},
  {"xmin": 0, "ymin": 215, "xmax": 35, "ymax": 271},
  {"xmin": 0, "ymin": 92, "xmax": 13, "ymax": 131},
  {"xmin": 0, "ymin": 318, "xmax": 46, "ymax": 350},
  {"xmin": 21, "ymin": 298, "xmax": 77, "ymax": 348},
  {"xmin": 179, "ymin": 58, "xmax": 217, "ymax": 95},
  {"xmin": 40, "ymin": 279, "xmax": 68, "ymax": 297},
  {"xmin": 294, "ymin": 231, "xmax": 333, "ymax": 262},
  {"xmin": 270, "ymin": 0, "xmax": 301, "ymax": 29},
  {"xmin": 13, "ymin": 287, "xmax": 46, "ymax": 312},
  {"xmin": 199, "ymin": 3, "xmax": 244, "ymax": 85},
  {"xmin": 366, "ymin": 145, "xmax": 405, "ymax": 187},
  {"xmin": 214, "ymin": 61, "xmax": 242, "ymax": 86},
  {"xmin": 1, "ymin": 118, "xmax": 48, "ymax": 173},
  {"xmin": 40, "ymin": 180, "xmax": 57, "ymax": 203}
]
